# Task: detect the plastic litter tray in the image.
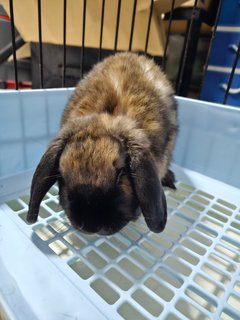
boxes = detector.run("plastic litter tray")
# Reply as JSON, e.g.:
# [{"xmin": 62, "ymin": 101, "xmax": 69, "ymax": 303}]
[{"xmin": 0, "ymin": 90, "xmax": 239, "ymax": 320}]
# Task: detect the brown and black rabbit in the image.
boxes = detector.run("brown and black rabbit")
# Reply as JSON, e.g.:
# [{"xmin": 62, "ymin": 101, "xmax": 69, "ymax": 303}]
[{"xmin": 27, "ymin": 52, "xmax": 178, "ymax": 235}]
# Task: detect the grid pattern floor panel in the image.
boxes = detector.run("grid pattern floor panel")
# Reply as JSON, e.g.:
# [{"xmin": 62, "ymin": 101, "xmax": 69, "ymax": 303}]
[{"xmin": 4, "ymin": 180, "xmax": 240, "ymax": 320}]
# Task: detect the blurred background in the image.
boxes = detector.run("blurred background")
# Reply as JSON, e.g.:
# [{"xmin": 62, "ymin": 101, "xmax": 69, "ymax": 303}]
[{"xmin": 1, "ymin": 0, "xmax": 238, "ymax": 106}]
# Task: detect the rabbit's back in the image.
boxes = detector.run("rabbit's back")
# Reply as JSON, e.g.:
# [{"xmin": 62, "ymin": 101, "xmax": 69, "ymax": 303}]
[
  {"xmin": 62, "ymin": 53, "xmax": 174, "ymax": 119},
  {"xmin": 62, "ymin": 53, "xmax": 177, "ymax": 168}
]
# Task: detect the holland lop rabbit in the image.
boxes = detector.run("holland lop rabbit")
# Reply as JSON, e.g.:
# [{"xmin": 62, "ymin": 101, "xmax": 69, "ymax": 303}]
[{"xmin": 27, "ymin": 53, "xmax": 178, "ymax": 235}]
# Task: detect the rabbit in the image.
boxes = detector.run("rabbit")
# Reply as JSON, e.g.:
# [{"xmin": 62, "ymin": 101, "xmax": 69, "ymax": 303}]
[{"xmin": 27, "ymin": 52, "xmax": 178, "ymax": 235}]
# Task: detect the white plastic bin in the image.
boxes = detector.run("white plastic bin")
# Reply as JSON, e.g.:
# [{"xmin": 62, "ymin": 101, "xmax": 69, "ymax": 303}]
[{"xmin": 0, "ymin": 89, "xmax": 239, "ymax": 320}]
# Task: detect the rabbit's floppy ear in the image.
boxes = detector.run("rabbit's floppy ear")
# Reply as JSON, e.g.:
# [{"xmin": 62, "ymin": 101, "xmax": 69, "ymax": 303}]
[
  {"xmin": 27, "ymin": 129, "xmax": 70, "ymax": 223},
  {"xmin": 127, "ymin": 132, "xmax": 167, "ymax": 233}
]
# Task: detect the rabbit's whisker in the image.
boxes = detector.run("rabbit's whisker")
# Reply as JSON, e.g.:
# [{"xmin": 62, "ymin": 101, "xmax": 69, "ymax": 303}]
[{"xmin": 44, "ymin": 174, "xmax": 61, "ymax": 180}]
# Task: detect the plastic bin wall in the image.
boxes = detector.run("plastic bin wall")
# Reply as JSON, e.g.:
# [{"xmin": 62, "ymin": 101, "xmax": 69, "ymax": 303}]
[{"xmin": 1, "ymin": 89, "xmax": 240, "ymax": 199}]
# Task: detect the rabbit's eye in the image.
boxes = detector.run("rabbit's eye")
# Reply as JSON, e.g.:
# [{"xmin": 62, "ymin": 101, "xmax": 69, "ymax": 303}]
[
  {"xmin": 58, "ymin": 176, "xmax": 66, "ymax": 188},
  {"xmin": 116, "ymin": 168, "xmax": 124, "ymax": 183}
]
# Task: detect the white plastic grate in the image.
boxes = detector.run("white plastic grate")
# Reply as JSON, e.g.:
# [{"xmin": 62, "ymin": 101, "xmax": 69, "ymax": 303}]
[{"xmin": 2, "ymin": 170, "xmax": 240, "ymax": 320}]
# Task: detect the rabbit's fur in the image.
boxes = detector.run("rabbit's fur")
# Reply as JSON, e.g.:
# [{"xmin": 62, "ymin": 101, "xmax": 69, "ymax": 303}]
[{"xmin": 27, "ymin": 53, "xmax": 178, "ymax": 235}]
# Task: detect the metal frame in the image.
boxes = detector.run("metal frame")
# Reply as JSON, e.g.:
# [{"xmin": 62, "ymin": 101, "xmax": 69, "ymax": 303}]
[{"xmin": 4, "ymin": 0, "xmax": 236, "ymax": 105}]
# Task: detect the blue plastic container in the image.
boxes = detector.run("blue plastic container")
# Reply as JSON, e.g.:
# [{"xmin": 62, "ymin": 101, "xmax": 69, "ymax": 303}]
[{"xmin": 0, "ymin": 89, "xmax": 239, "ymax": 320}]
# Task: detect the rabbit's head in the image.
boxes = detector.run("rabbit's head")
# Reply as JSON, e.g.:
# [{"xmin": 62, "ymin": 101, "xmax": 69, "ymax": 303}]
[{"xmin": 27, "ymin": 114, "xmax": 167, "ymax": 234}]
